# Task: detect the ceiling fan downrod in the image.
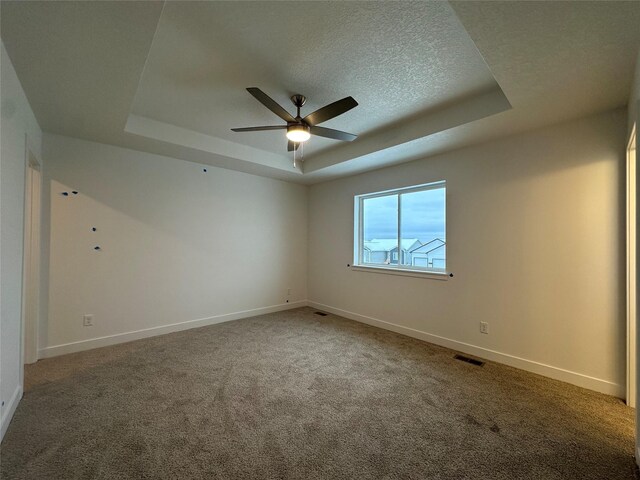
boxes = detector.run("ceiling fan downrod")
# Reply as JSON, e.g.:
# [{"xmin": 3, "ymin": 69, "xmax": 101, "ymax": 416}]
[{"xmin": 291, "ymin": 94, "xmax": 306, "ymax": 118}]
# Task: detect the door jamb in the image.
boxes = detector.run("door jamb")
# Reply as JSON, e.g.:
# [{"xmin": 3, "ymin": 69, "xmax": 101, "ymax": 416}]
[
  {"xmin": 21, "ymin": 144, "xmax": 42, "ymax": 373},
  {"xmin": 627, "ymin": 123, "xmax": 637, "ymax": 407}
]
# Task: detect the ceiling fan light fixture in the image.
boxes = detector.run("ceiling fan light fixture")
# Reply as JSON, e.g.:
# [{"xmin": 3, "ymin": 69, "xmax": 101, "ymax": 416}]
[{"xmin": 286, "ymin": 124, "xmax": 310, "ymax": 143}]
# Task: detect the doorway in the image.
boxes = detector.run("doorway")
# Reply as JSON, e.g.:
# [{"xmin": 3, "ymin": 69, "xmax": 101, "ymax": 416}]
[
  {"xmin": 628, "ymin": 124, "xmax": 637, "ymax": 407},
  {"xmin": 22, "ymin": 150, "xmax": 41, "ymax": 367}
]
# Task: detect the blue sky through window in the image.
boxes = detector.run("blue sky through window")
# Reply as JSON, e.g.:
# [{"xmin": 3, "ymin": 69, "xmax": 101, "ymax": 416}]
[{"xmin": 363, "ymin": 188, "xmax": 445, "ymax": 243}]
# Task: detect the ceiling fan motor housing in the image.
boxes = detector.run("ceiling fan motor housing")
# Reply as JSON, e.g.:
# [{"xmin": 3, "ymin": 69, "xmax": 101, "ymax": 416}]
[{"xmin": 291, "ymin": 94, "xmax": 307, "ymax": 109}]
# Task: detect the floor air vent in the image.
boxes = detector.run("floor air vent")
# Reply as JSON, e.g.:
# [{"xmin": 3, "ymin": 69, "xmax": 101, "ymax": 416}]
[
  {"xmin": 314, "ymin": 311, "xmax": 328, "ymax": 316},
  {"xmin": 454, "ymin": 354, "xmax": 484, "ymax": 367}
]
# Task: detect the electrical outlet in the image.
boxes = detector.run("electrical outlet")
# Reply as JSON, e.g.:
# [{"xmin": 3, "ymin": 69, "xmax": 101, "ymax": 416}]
[
  {"xmin": 83, "ymin": 314, "xmax": 94, "ymax": 327},
  {"xmin": 480, "ymin": 321, "xmax": 489, "ymax": 334}
]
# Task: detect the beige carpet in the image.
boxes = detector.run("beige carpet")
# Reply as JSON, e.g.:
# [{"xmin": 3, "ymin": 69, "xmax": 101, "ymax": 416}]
[{"xmin": 0, "ymin": 307, "xmax": 636, "ymax": 479}]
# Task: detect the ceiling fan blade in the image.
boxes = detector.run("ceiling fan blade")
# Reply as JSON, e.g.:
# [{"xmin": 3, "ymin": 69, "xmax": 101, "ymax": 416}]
[
  {"xmin": 303, "ymin": 96, "xmax": 358, "ymax": 127},
  {"xmin": 287, "ymin": 140, "xmax": 300, "ymax": 152},
  {"xmin": 247, "ymin": 87, "xmax": 296, "ymax": 123},
  {"xmin": 231, "ymin": 125, "xmax": 286, "ymax": 132},
  {"xmin": 310, "ymin": 126, "xmax": 357, "ymax": 142}
]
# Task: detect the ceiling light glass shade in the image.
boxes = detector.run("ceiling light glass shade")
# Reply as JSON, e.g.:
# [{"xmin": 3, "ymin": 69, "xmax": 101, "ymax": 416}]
[{"xmin": 286, "ymin": 124, "xmax": 311, "ymax": 142}]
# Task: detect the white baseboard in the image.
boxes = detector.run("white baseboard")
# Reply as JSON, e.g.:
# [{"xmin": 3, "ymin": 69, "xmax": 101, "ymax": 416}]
[
  {"xmin": 309, "ymin": 301, "xmax": 624, "ymax": 398},
  {"xmin": 38, "ymin": 301, "xmax": 308, "ymax": 359},
  {"xmin": 37, "ymin": 299, "xmax": 624, "ymax": 397},
  {"xmin": 1, "ymin": 385, "xmax": 23, "ymax": 442}
]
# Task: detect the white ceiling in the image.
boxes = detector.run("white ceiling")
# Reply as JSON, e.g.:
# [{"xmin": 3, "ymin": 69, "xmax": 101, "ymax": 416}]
[
  {"xmin": 132, "ymin": 1, "xmax": 498, "ymax": 157},
  {"xmin": 2, "ymin": 1, "xmax": 639, "ymax": 184}
]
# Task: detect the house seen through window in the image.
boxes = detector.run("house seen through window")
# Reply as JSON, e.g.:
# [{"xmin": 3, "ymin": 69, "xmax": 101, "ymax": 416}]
[{"xmin": 354, "ymin": 181, "xmax": 446, "ymax": 273}]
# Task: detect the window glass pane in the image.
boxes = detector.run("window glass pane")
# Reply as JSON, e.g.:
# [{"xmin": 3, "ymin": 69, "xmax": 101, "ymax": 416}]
[
  {"xmin": 362, "ymin": 194, "xmax": 398, "ymax": 265},
  {"xmin": 400, "ymin": 187, "xmax": 446, "ymax": 269}
]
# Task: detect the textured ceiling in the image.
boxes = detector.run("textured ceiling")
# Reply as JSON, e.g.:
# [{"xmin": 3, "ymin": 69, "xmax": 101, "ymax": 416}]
[
  {"xmin": 131, "ymin": 1, "xmax": 498, "ymax": 158},
  {"xmin": 0, "ymin": 1, "xmax": 163, "ymax": 143},
  {"xmin": 451, "ymin": 0, "xmax": 640, "ymax": 116},
  {"xmin": 304, "ymin": 0, "xmax": 640, "ymax": 181},
  {"xmin": 1, "ymin": 1, "xmax": 639, "ymax": 184}
]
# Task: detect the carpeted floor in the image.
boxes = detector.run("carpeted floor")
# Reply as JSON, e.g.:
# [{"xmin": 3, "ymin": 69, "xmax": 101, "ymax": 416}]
[{"xmin": 0, "ymin": 307, "xmax": 636, "ymax": 479}]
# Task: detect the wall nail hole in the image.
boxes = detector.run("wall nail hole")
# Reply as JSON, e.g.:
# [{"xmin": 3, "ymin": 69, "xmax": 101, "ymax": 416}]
[
  {"xmin": 203, "ymin": 168, "xmax": 207, "ymax": 173},
  {"xmin": 61, "ymin": 192, "xmax": 69, "ymax": 196},
  {"xmin": 72, "ymin": 191, "xmax": 78, "ymax": 195},
  {"xmin": 91, "ymin": 227, "xmax": 97, "ymax": 232},
  {"xmin": 94, "ymin": 246, "xmax": 101, "ymax": 250}
]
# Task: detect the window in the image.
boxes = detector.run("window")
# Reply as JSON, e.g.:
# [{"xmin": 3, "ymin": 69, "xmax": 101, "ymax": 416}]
[{"xmin": 354, "ymin": 181, "xmax": 446, "ymax": 273}]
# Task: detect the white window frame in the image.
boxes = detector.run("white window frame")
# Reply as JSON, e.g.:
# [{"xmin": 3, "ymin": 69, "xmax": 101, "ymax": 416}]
[{"xmin": 353, "ymin": 181, "xmax": 448, "ymax": 279}]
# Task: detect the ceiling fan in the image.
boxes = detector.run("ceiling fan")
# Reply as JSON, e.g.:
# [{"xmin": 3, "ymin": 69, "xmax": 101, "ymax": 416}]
[{"xmin": 231, "ymin": 87, "xmax": 358, "ymax": 152}]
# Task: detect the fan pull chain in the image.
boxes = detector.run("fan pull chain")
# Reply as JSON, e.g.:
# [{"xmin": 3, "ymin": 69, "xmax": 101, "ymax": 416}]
[{"xmin": 293, "ymin": 142, "xmax": 305, "ymax": 169}]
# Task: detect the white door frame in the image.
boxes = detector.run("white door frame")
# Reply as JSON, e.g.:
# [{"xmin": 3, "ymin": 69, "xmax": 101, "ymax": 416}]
[
  {"xmin": 21, "ymin": 147, "xmax": 41, "ymax": 367},
  {"xmin": 628, "ymin": 123, "xmax": 637, "ymax": 407}
]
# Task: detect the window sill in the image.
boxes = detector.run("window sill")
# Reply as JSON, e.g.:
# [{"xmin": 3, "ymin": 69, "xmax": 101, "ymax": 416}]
[{"xmin": 350, "ymin": 264, "xmax": 451, "ymax": 281}]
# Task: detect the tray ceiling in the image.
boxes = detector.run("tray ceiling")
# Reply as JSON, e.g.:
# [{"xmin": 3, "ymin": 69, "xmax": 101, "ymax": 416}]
[
  {"xmin": 130, "ymin": 1, "xmax": 500, "ymax": 158},
  {"xmin": 2, "ymin": 1, "xmax": 639, "ymax": 183}
]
